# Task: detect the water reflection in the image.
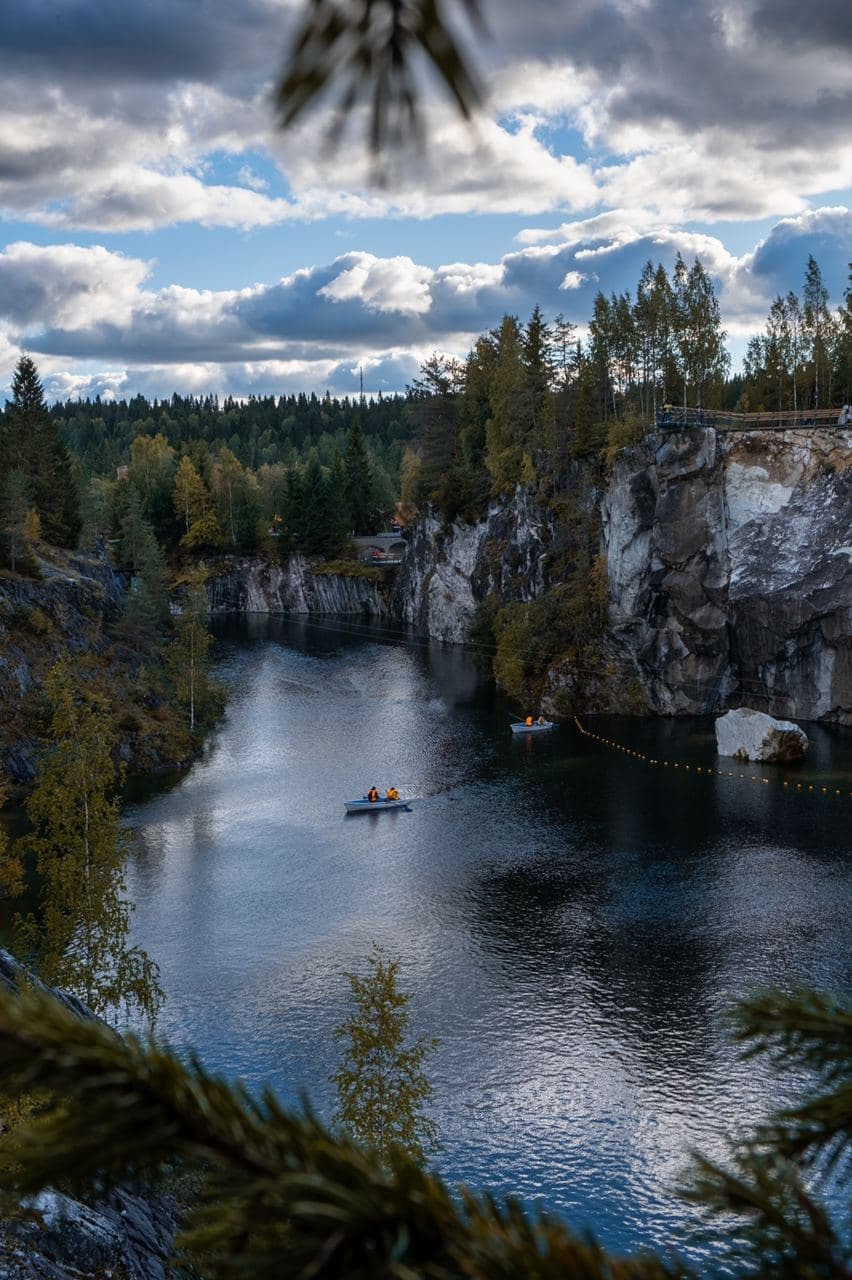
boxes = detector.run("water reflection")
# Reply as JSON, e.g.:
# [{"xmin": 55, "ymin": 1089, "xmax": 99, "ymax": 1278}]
[{"xmin": 123, "ymin": 618, "xmax": 852, "ymax": 1261}]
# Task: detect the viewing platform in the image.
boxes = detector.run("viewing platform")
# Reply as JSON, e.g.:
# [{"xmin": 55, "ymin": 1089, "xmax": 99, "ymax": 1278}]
[{"xmin": 656, "ymin": 406, "xmax": 847, "ymax": 432}]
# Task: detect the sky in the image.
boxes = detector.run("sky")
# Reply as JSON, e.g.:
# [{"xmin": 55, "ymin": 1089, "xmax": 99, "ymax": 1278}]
[{"xmin": 0, "ymin": 0, "xmax": 850, "ymax": 403}]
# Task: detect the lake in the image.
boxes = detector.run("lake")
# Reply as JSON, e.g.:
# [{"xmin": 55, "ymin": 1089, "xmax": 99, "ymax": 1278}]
[{"xmin": 124, "ymin": 615, "xmax": 852, "ymax": 1262}]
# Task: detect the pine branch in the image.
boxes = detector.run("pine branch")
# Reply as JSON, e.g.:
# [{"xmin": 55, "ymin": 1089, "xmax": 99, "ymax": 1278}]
[
  {"xmin": 731, "ymin": 989, "xmax": 852, "ymax": 1173},
  {"xmin": 0, "ymin": 984, "xmax": 688, "ymax": 1280},
  {"xmin": 276, "ymin": 0, "xmax": 483, "ymax": 158},
  {"xmin": 686, "ymin": 1150, "xmax": 850, "ymax": 1279},
  {"xmin": 732, "ymin": 989, "xmax": 852, "ymax": 1081}
]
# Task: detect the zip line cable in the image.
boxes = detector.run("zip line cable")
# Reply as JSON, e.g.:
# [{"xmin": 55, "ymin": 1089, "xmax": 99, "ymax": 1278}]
[
  {"xmin": 218, "ymin": 615, "xmax": 852, "ymax": 804},
  {"xmin": 226, "ymin": 609, "xmax": 803, "ymax": 694}
]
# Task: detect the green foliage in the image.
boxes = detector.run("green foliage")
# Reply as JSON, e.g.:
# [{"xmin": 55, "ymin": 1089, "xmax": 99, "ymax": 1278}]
[
  {"xmin": 0, "ymin": 983, "xmax": 848, "ymax": 1278},
  {"xmin": 0, "ymin": 786, "xmax": 24, "ymax": 900},
  {"xmin": 345, "ymin": 418, "xmax": 380, "ymax": 533},
  {"xmin": 492, "ymin": 536, "xmax": 608, "ymax": 706},
  {"xmin": 739, "ymin": 257, "xmax": 849, "ymax": 413},
  {"xmin": 167, "ymin": 565, "xmax": 214, "ymax": 734},
  {"xmin": 1, "ymin": 357, "xmax": 80, "ymax": 548},
  {"xmin": 332, "ymin": 945, "xmax": 439, "ymax": 1166},
  {"xmin": 312, "ymin": 560, "xmax": 381, "ymax": 579},
  {"xmin": 211, "ymin": 447, "xmax": 262, "ymax": 550},
  {"xmin": 0, "ymin": 469, "xmax": 36, "ymax": 575},
  {"xmin": 682, "ymin": 987, "xmax": 852, "ymax": 1278},
  {"xmin": 12, "ymin": 659, "xmax": 163, "ymax": 1027},
  {"xmin": 11, "ymin": 604, "xmax": 54, "ymax": 637}
]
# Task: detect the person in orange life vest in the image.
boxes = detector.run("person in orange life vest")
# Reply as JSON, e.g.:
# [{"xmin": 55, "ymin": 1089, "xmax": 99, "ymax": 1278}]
[
  {"xmin": 367, "ymin": 786, "xmax": 379, "ymax": 802},
  {"xmin": 525, "ymin": 715, "xmax": 534, "ymax": 726},
  {"xmin": 386, "ymin": 787, "xmax": 399, "ymax": 801}
]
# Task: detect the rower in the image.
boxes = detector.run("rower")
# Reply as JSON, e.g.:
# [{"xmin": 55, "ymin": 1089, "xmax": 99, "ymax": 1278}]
[
  {"xmin": 367, "ymin": 786, "xmax": 379, "ymax": 802},
  {"xmin": 386, "ymin": 787, "xmax": 399, "ymax": 801},
  {"xmin": 525, "ymin": 715, "xmax": 534, "ymax": 726}
]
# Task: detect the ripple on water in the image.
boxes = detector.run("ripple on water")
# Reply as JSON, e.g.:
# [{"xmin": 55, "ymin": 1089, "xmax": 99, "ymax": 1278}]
[{"xmin": 125, "ymin": 620, "xmax": 852, "ymax": 1263}]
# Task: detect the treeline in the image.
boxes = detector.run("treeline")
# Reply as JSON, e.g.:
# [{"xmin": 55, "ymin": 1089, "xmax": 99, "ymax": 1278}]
[
  {"xmin": 52, "ymin": 386, "xmax": 411, "ymax": 503},
  {"xmin": 403, "ymin": 253, "xmax": 852, "ymax": 522},
  {"xmin": 1, "ymin": 370, "xmax": 397, "ymax": 581},
  {"xmin": 0, "ymin": 357, "xmax": 80, "ymax": 566},
  {"xmin": 741, "ymin": 255, "xmax": 852, "ymax": 412},
  {"xmin": 109, "ymin": 412, "xmax": 384, "ymax": 564}
]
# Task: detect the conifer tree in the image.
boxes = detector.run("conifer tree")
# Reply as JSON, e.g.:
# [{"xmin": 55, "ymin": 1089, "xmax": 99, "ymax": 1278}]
[
  {"xmin": 281, "ymin": 463, "xmax": 307, "ymax": 551},
  {"xmin": 2, "ymin": 982, "xmax": 846, "ymax": 1278},
  {"xmin": 325, "ymin": 448, "xmax": 351, "ymax": 555},
  {"xmin": 5, "ymin": 356, "xmax": 80, "ymax": 547},
  {"xmin": 409, "ymin": 353, "xmax": 463, "ymax": 511},
  {"xmin": 0, "ymin": 469, "xmax": 33, "ymax": 573},
  {"xmin": 168, "ymin": 566, "xmax": 213, "ymax": 732},
  {"xmin": 672, "ymin": 257, "xmax": 728, "ymax": 408},
  {"xmin": 119, "ymin": 486, "xmax": 151, "ymax": 571},
  {"xmin": 803, "ymin": 254, "xmax": 833, "ymax": 409},
  {"xmin": 332, "ymin": 945, "xmax": 439, "ymax": 1166},
  {"xmin": 300, "ymin": 449, "xmax": 331, "ymax": 555},
  {"xmin": 485, "ymin": 314, "xmax": 526, "ymax": 492},
  {"xmin": 344, "ymin": 418, "xmax": 375, "ymax": 533},
  {"xmin": 455, "ymin": 334, "xmax": 496, "ymax": 516},
  {"xmin": 522, "ymin": 304, "xmax": 555, "ymax": 465},
  {"xmin": 118, "ymin": 527, "xmax": 169, "ymax": 654},
  {"xmin": 13, "ymin": 660, "xmax": 163, "ymax": 1026}
]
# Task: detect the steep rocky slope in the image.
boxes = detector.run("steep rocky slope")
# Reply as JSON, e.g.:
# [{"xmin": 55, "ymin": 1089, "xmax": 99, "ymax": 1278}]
[
  {"xmin": 206, "ymin": 554, "xmax": 388, "ymax": 617},
  {"xmin": 393, "ymin": 428, "xmax": 852, "ymax": 724},
  {"xmin": 395, "ymin": 489, "xmax": 553, "ymax": 643},
  {"xmin": 0, "ymin": 549, "xmax": 123, "ymax": 784},
  {"xmin": 603, "ymin": 427, "xmax": 852, "ymax": 721}
]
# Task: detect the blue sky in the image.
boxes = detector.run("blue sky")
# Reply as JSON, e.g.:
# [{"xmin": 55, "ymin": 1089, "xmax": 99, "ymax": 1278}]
[{"xmin": 0, "ymin": 0, "xmax": 849, "ymax": 402}]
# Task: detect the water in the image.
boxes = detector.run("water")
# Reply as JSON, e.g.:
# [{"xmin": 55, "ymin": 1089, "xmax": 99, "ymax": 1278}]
[{"xmin": 124, "ymin": 616, "xmax": 852, "ymax": 1262}]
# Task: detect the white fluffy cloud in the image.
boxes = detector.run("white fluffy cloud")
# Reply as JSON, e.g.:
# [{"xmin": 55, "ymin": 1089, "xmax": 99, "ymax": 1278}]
[
  {"xmin": 319, "ymin": 255, "xmax": 433, "ymax": 315},
  {"xmin": 0, "ymin": 242, "xmax": 151, "ymax": 329},
  {"xmin": 1, "ymin": 204, "xmax": 848, "ymax": 401}
]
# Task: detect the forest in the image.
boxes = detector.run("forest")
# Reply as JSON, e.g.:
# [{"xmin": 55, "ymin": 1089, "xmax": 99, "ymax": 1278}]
[{"xmin": 0, "ymin": 251, "xmax": 849, "ymax": 576}]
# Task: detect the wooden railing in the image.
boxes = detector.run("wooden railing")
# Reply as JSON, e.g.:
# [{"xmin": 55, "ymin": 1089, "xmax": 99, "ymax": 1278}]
[{"xmin": 656, "ymin": 406, "xmax": 848, "ymax": 432}]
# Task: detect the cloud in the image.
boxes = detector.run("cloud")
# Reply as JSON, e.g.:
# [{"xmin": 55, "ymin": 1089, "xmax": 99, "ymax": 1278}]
[
  {"xmin": 0, "ymin": 242, "xmax": 151, "ymax": 329},
  {"xmin": 319, "ymin": 255, "xmax": 433, "ymax": 315},
  {"xmin": 0, "ymin": 0, "xmax": 289, "ymax": 87},
  {"xmin": 0, "ymin": 0, "xmax": 848, "ymax": 232},
  {"xmin": 747, "ymin": 207, "xmax": 852, "ymax": 290},
  {"xmin": 1, "ymin": 204, "xmax": 849, "ymax": 401}
]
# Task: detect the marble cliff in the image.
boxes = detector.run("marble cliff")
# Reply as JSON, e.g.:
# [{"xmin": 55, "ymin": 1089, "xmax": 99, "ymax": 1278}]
[{"xmin": 395, "ymin": 428, "xmax": 852, "ymax": 723}]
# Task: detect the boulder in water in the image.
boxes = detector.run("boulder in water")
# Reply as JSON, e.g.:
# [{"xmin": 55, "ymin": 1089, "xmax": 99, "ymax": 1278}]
[{"xmin": 715, "ymin": 707, "xmax": 809, "ymax": 762}]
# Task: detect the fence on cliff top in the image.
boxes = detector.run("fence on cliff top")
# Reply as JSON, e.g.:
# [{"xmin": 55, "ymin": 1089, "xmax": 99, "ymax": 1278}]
[{"xmin": 656, "ymin": 406, "xmax": 846, "ymax": 432}]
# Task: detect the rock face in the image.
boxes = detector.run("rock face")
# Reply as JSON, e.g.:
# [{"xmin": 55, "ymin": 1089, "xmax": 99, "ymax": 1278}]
[
  {"xmin": 604, "ymin": 427, "xmax": 852, "ymax": 722},
  {"xmin": 394, "ymin": 489, "xmax": 552, "ymax": 642},
  {"xmin": 715, "ymin": 707, "xmax": 810, "ymax": 762},
  {"xmin": 0, "ymin": 950, "xmax": 175, "ymax": 1280},
  {"xmin": 389, "ymin": 427, "xmax": 852, "ymax": 724},
  {"xmin": 0, "ymin": 549, "xmax": 124, "ymax": 785},
  {"xmin": 207, "ymin": 554, "xmax": 388, "ymax": 617}
]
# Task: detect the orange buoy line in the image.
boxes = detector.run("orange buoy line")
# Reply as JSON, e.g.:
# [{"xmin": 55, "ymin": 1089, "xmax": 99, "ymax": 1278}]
[{"xmin": 572, "ymin": 717, "xmax": 851, "ymax": 800}]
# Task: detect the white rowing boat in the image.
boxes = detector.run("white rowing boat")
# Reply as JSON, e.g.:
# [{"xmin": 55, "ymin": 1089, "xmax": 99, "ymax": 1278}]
[
  {"xmin": 344, "ymin": 797, "xmax": 410, "ymax": 813},
  {"xmin": 510, "ymin": 720, "xmax": 557, "ymax": 734}
]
